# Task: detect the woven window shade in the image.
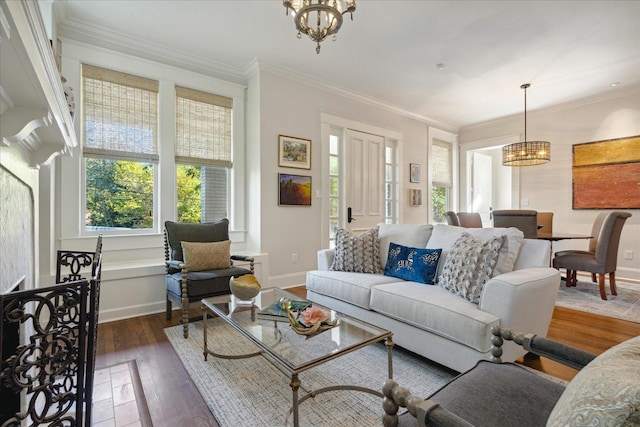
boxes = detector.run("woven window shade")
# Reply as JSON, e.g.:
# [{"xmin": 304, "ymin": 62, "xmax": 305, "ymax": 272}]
[
  {"xmin": 175, "ymin": 86, "xmax": 233, "ymax": 167},
  {"xmin": 82, "ymin": 64, "xmax": 159, "ymax": 162},
  {"xmin": 432, "ymin": 141, "xmax": 452, "ymax": 187}
]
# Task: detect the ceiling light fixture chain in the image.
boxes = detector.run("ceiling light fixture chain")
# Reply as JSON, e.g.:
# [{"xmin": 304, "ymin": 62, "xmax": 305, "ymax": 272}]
[
  {"xmin": 283, "ymin": 0, "xmax": 356, "ymax": 54},
  {"xmin": 502, "ymin": 83, "xmax": 551, "ymax": 167}
]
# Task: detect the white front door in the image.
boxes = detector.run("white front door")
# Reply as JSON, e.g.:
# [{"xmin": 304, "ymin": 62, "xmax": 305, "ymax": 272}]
[{"xmin": 344, "ymin": 130, "xmax": 385, "ymax": 233}]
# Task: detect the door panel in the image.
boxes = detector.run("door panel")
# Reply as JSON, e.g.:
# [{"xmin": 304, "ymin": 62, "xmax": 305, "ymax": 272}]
[{"xmin": 345, "ymin": 130, "xmax": 385, "ymax": 233}]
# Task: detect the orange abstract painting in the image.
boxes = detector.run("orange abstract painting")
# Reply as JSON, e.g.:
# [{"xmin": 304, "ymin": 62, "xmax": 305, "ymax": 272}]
[{"xmin": 572, "ymin": 136, "xmax": 640, "ymax": 209}]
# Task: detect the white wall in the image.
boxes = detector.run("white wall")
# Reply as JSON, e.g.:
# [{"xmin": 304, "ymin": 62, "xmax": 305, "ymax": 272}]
[
  {"xmin": 459, "ymin": 92, "xmax": 640, "ymax": 282},
  {"xmin": 250, "ymin": 67, "xmax": 450, "ymax": 287}
]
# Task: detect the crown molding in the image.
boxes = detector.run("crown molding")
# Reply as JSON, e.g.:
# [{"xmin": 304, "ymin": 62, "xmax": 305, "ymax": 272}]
[
  {"xmin": 57, "ymin": 18, "xmax": 246, "ymax": 85},
  {"xmin": 251, "ymin": 60, "xmax": 457, "ymax": 132}
]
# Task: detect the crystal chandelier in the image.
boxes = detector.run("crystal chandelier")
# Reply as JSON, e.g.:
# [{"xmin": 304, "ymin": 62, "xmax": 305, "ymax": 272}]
[
  {"xmin": 502, "ymin": 83, "xmax": 551, "ymax": 166},
  {"xmin": 283, "ymin": 0, "xmax": 356, "ymax": 54}
]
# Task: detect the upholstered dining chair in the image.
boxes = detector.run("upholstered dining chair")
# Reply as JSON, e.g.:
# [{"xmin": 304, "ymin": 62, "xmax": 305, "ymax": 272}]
[
  {"xmin": 537, "ymin": 212, "xmax": 553, "ymax": 236},
  {"xmin": 164, "ymin": 219, "xmax": 255, "ymax": 337},
  {"xmin": 553, "ymin": 211, "xmax": 631, "ymax": 300},
  {"xmin": 456, "ymin": 212, "xmax": 482, "ymax": 228},
  {"xmin": 493, "ymin": 209, "xmax": 538, "ymax": 238},
  {"xmin": 444, "ymin": 211, "xmax": 460, "ymax": 226}
]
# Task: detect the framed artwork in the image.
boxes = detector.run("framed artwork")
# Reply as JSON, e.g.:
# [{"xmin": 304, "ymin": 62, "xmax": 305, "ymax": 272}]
[
  {"xmin": 278, "ymin": 173, "xmax": 312, "ymax": 206},
  {"xmin": 279, "ymin": 135, "xmax": 311, "ymax": 170},
  {"xmin": 409, "ymin": 189, "xmax": 422, "ymax": 206},
  {"xmin": 410, "ymin": 163, "xmax": 421, "ymax": 183},
  {"xmin": 572, "ymin": 135, "xmax": 640, "ymax": 209}
]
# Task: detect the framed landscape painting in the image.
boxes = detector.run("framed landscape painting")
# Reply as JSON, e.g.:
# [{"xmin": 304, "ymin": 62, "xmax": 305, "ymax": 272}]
[
  {"xmin": 278, "ymin": 135, "xmax": 311, "ymax": 170},
  {"xmin": 278, "ymin": 174, "xmax": 311, "ymax": 206},
  {"xmin": 572, "ymin": 135, "xmax": 640, "ymax": 209}
]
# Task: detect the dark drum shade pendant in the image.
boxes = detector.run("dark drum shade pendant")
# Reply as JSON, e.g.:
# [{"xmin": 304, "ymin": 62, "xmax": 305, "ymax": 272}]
[{"xmin": 502, "ymin": 83, "xmax": 551, "ymax": 166}]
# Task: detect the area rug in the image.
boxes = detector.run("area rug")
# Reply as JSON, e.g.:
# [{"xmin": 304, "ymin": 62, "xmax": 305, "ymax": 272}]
[
  {"xmin": 555, "ymin": 279, "xmax": 640, "ymax": 323},
  {"xmin": 165, "ymin": 319, "xmax": 456, "ymax": 427}
]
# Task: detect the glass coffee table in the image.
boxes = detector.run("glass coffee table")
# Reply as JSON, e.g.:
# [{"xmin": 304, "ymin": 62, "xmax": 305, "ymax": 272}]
[{"xmin": 201, "ymin": 287, "xmax": 394, "ymax": 427}]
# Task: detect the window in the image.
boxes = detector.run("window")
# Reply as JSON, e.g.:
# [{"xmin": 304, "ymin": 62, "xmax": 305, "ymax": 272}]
[
  {"xmin": 175, "ymin": 86, "xmax": 233, "ymax": 223},
  {"xmin": 431, "ymin": 140, "xmax": 453, "ymax": 223},
  {"xmin": 82, "ymin": 64, "xmax": 159, "ymax": 232},
  {"xmin": 384, "ymin": 142, "xmax": 397, "ymax": 224},
  {"xmin": 328, "ymin": 131, "xmax": 340, "ymax": 248}
]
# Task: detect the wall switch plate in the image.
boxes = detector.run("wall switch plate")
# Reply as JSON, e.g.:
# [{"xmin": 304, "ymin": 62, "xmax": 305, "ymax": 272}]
[
  {"xmin": 291, "ymin": 253, "xmax": 298, "ymax": 263},
  {"xmin": 521, "ymin": 198, "xmax": 529, "ymax": 206},
  {"xmin": 624, "ymin": 250, "xmax": 633, "ymax": 260}
]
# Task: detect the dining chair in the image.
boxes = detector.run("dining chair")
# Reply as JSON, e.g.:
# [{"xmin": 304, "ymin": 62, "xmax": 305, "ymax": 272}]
[
  {"xmin": 493, "ymin": 209, "xmax": 538, "ymax": 238},
  {"xmin": 553, "ymin": 211, "xmax": 632, "ymax": 300},
  {"xmin": 456, "ymin": 212, "xmax": 482, "ymax": 228},
  {"xmin": 444, "ymin": 211, "xmax": 460, "ymax": 226},
  {"xmin": 537, "ymin": 212, "xmax": 553, "ymax": 236}
]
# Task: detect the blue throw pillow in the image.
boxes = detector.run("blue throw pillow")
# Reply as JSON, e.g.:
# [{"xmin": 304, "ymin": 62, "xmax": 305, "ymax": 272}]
[{"xmin": 383, "ymin": 242, "xmax": 442, "ymax": 285}]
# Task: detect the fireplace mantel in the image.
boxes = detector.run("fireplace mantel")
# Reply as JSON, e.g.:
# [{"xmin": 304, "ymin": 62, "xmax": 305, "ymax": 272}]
[{"xmin": 0, "ymin": 0, "xmax": 77, "ymax": 168}]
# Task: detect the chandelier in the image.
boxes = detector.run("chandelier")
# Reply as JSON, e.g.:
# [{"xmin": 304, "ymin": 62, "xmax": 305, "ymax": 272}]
[
  {"xmin": 502, "ymin": 83, "xmax": 551, "ymax": 166},
  {"xmin": 283, "ymin": 0, "xmax": 356, "ymax": 54}
]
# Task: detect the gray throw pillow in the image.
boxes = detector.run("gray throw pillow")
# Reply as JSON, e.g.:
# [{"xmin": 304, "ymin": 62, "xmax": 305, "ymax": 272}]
[
  {"xmin": 438, "ymin": 232, "xmax": 504, "ymax": 304},
  {"xmin": 330, "ymin": 227, "xmax": 382, "ymax": 274}
]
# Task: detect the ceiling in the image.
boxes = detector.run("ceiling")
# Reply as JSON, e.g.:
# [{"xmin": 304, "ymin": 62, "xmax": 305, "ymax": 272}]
[{"xmin": 56, "ymin": 0, "xmax": 640, "ymax": 129}]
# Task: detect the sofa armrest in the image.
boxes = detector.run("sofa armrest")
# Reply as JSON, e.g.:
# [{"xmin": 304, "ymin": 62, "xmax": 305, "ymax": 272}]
[
  {"xmin": 317, "ymin": 249, "xmax": 335, "ymax": 271},
  {"xmin": 479, "ymin": 268, "xmax": 561, "ymax": 338}
]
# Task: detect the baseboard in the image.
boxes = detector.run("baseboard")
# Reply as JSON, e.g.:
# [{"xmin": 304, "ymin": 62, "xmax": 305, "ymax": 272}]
[{"xmin": 99, "ymin": 301, "xmax": 166, "ymax": 323}]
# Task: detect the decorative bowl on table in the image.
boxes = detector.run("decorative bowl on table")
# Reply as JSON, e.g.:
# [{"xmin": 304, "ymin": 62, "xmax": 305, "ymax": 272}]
[
  {"xmin": 286, "ymin": 304, "xmax": 338, "ymax": 337},
  {"xmin": 229, "ymin": 274, "xmax": 261, "ymax": 301}
]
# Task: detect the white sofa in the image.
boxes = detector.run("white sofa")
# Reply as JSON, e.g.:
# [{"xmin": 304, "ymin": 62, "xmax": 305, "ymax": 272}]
[{"xmin": 306, "ymin": 224, "xmax": 561, "ymax": 372}]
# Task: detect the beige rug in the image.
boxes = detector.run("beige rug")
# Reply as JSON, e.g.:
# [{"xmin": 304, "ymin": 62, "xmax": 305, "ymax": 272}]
[
  {"xmin": 556, "ymin": 279, "xmax": 640, "ymax": 323},
  {"xmin": 165, "ymin": 319, "xmax": 456, "ymax": 427}
]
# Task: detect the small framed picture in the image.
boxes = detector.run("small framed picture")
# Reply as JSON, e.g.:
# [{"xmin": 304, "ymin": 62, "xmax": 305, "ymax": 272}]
[
  {"xmin": 409, "ymin": 189, "xmax": 422, "ymax": 206},
  {"xmin": 410, "ymin": 163, "xmax": 421, "ymax": 183},
  {"xmin": 279, "ymin": 135, "xmax": 311, "ymax": 170},
  {"xmin": 278, "ymin": 173, "xmax": 312, "ymax": 206}
]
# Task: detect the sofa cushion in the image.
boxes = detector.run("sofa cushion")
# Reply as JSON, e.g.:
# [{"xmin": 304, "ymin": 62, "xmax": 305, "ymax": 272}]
[
  {"xmin": 370, "ymin": 282, "xmax": 500, "ymax": 352},
  {"xmin": 438, "ymin": 233, "xmax": 504, "ymax": 304},
  {"xmin": 546, "ymin": 336, "xmax": 640, "ymax": 426},
  {"xmin": 426, "ymin": 224, "xmax": 524, "ymax": 278},
  {"xmin": 378, "ymin": 223, "xmax": 433, "ymax": 269},
  {"xmin": 384, "ymin": 242, "xmax": 441, "ymax": 285},
  {"xmin": 306, "ymin": 270, "xmax": 403, "ymax": 309},
  {"xmin": 181, "ymin": 240, "xmax": 231, "ymax": 271},
  {"xmin": 330, "ymin": 227, "xmax": 382, "ymax": 274}
]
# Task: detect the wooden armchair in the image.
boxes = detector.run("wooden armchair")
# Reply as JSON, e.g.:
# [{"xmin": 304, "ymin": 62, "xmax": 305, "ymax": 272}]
[
  {"xmin": 383, "ymin": 326, "xmax": 640, "ymax": 427},
  {"xmin": 164, "ymin": 219, "xmax": 254, "ymax": 338}
]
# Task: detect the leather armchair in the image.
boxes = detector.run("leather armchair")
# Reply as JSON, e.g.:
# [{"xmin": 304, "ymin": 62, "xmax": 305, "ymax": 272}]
[
  {"xmin": 553, "ymin": 211, "xmax": 631, "ymax": 300},
  {"xmin": 164, "ymin": 219, "xmax": 254, "ymax": 337}
]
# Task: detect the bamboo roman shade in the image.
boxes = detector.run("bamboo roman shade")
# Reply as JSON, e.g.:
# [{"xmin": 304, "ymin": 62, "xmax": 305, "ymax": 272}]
[
  {"xmin": 432, "ymin": 140, "xmax": 452, "ymax": 188},
  {"xmin": 175, "ymin": 86, "xmax": 233, "ymax": 167},
  {"xmin": 82, "ymin": 64, "xmax": 159, "ymax": 162}
]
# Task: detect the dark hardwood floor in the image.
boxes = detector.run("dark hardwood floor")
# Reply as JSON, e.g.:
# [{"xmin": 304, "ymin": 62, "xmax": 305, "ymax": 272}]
[{"xmin": 96, "ymin": 286, "xmax": 640, "ymax": 426}]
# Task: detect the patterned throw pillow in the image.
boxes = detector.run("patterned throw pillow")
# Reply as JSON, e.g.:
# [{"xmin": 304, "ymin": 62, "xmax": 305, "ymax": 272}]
[
  {"xmin": 383, "ymin": 242, "xmax": 442, "ymax": 285},
  {"xmin": 181, "ymin": 240, "xmax": 231, "ymax": 271},
  {"xmin": 330, "ymin": 227, "xmax": 382, "ymax": 274},
  {"xmin": 438, "ymin": 233, "xmax": 504, "ymax": 304}
]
